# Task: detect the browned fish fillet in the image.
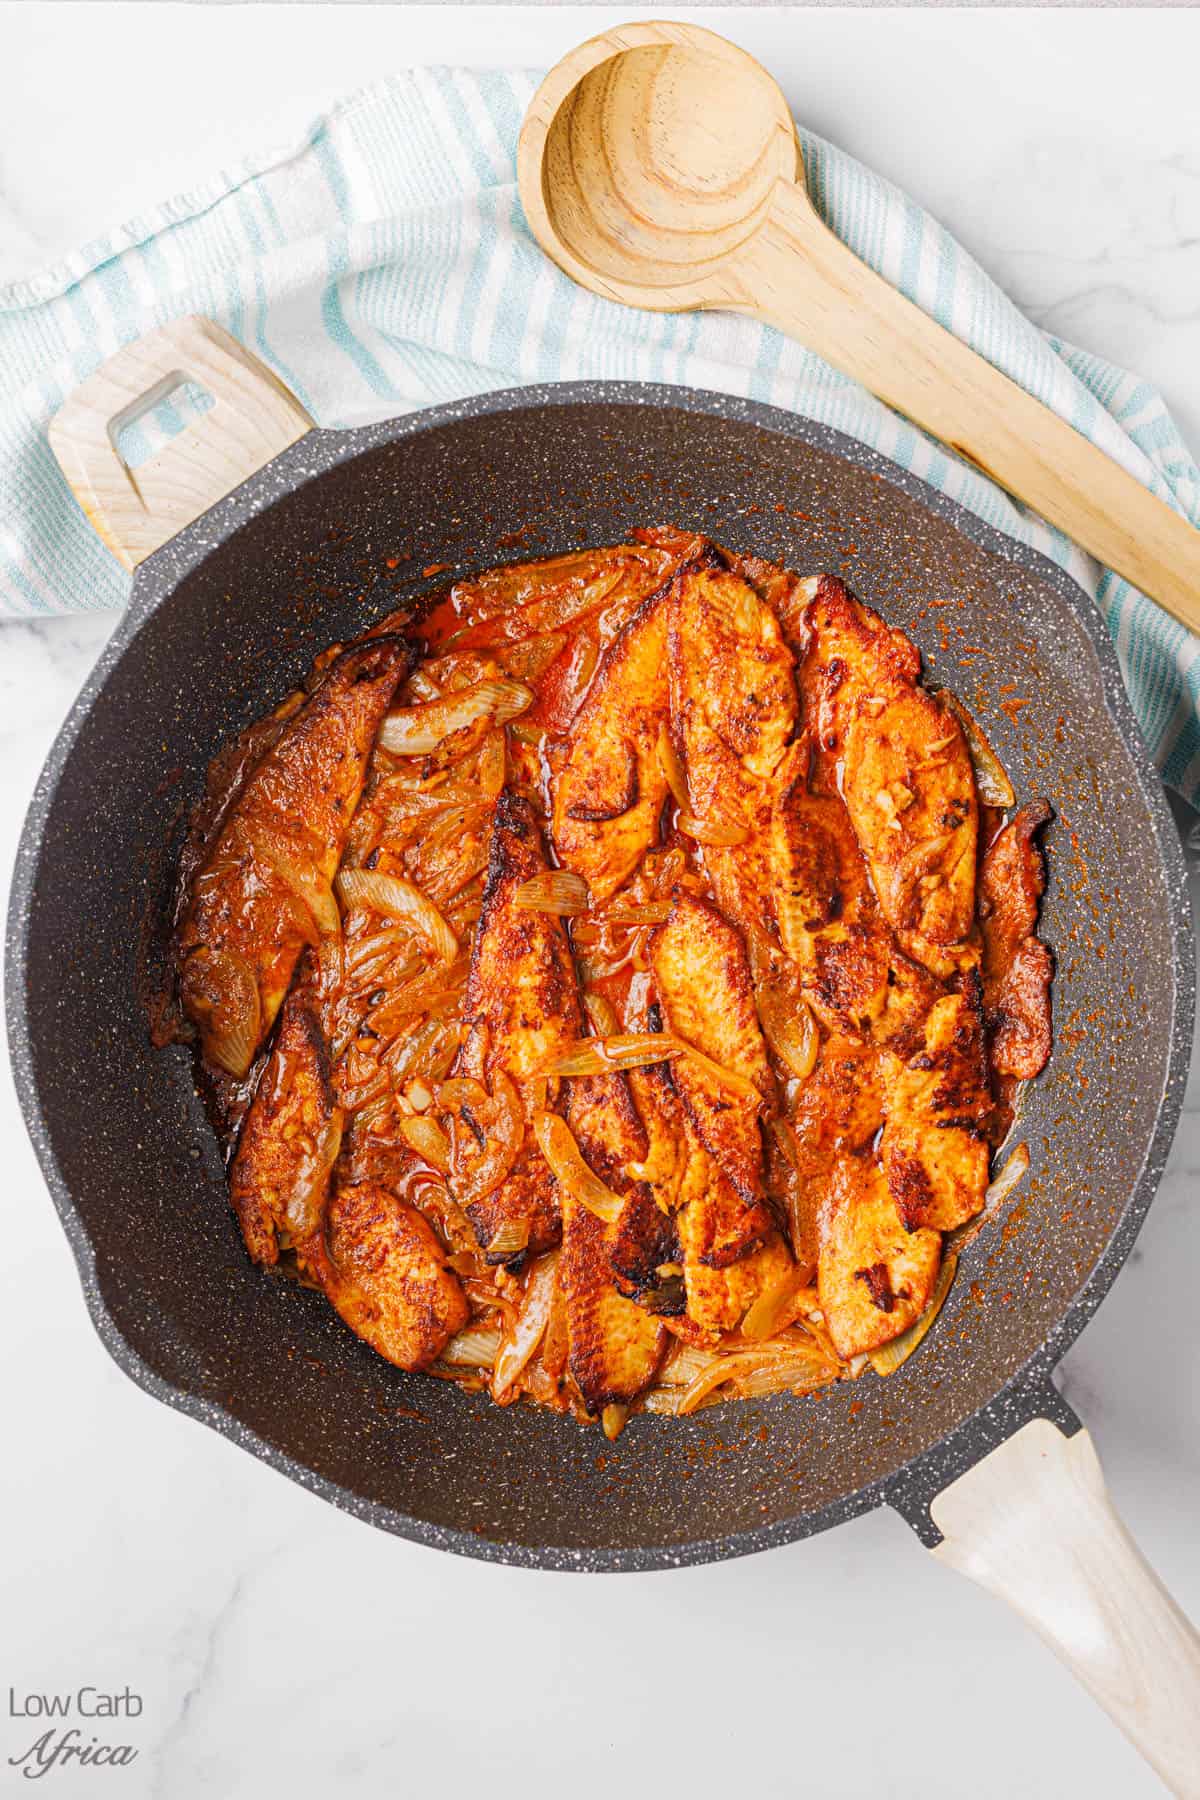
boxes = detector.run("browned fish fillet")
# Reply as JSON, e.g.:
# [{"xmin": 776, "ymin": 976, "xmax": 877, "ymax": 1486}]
[
  {"xmin": 979, "ymin": 802, "xmax": 1054, "ymax": 1079},
  {"xmin": 228, "ymin": 958, "xmax": 342, "ymax": 1267},
  {"xmin": 780, "ymin": 1034, "xmax": 884, "ymax": 1275},
  {"xmin": 818, "ymin": 1153, "xmax": 942, "ymax": 1359},
  {"xmin": 434, "ymin": 544, "xmax": 676, "ymax": 649},
  {"xmin": 797, "ymin": 577, "xmax": 978, "ymax": 978},
  {"xmin": 880, "ymin": 978, "xmax": 991, "ymax": 1232},
  {"xmin": 841, "ymin": 689, "xmax": 979, "ymax": 976},
  {"xmin": 550, "ymin": 581, "xmax": 672, "ymax": 902},
  {"xmin": 797, "ymin": 575, "xmax": 921, "ymax": 766},
  {"xmin": 178, "ymin": 635, "xmax": 411, "ymax": 1076},
  {"xmin": 669, "ymin": 551, "xmax": 798, "ymax": 937},
  {"xmin": 561, "ymin": 1071, "xmax": 668, "ymax": 1408},
  {"xmin": 650, "ymin": 890, "xmax": 774, "ymax": 1210},
  {"xmin": 308, "ymin": 1181, "xmax": 469, "ymax": 1372},
  {"xmin": 771, "ymin": 737, "xmax": 891, "ymax": 1035},
  {"xmin": 454, "ymin": 790, "xmax": 583, "ymax": 1258},
  {"xmin": 621, "ymin": 1008, "xmax": 774, "ymax": 1333}
]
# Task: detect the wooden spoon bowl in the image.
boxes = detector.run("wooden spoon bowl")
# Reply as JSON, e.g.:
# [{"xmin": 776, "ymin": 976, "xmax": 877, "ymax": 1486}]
[
  {"xmin": 519, "ymin": 21, "xmax": 1200, "ymax": 634},
  {"xmin": 522, "ymin": 23, "xmax": 798, "ymax": 306}
]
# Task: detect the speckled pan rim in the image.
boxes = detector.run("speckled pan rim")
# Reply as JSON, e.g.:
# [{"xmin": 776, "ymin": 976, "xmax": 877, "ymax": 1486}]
[{"xmin": 6, "ymin": 380, "xmax": 1194, "ymax": 1572}]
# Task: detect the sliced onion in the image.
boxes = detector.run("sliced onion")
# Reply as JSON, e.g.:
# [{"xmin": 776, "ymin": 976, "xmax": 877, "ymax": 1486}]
[
  {"xmin": 940, "ymin": 690, "xmax": 1016, "ymax": 809},
  {"xmin": 656, "ymin": 725, "xmax": 690, "ymax": 809},
  {"xmin": 602, "ymin": 901, "xmax": 670, "ymax": 925},
  {"xmin": 335, "ymin": 869, "xmax": 457, "ymax": 964},
  {"xmin": 953, "ymin": 1141, "xmax": 1032, "ymax": 1253},
  {"xmin": 436, "ymin": 1076, "xmax": 486, "ymax": 1111},
  {"xmin": 601, "ymin": 1404, "xmax": 629, "ymax": 1441},
  {"xmin": 486, "ymin": 1218, "xmax": 530, "ymax": 1258},
  {"xmin": 237, "ymin": 819, "xmax": 340, "ymax": 938},
  {"xmin": 869, "ymin": 1252, "xmax": 958, "ymax": 1377},
  {"xmin": 513, "ymin": 871, "xmax": 590, "ymax": 915},
  {"xmin": 677, "ymin": 1041, "xmax": 763, "ymax": 1106},
  {"xmin": 677, "ymin": 811, "xmax": 749, "ymax": 847},
  {"xmin": 986, "ymin": 1140, "xmax": 1030, "ymax": 1212},
  {"xmin": 499, "ymin": 631, "xmax": 567, "ymax": 680},
  {"xmin": 537, "ymin": 1033, "xmax": 681, "ymax": 1078},
  {"xmin": 367, "ymin": 952, "xmax": 470, "ymax": 1023},
  {"xmin": 748, "ymin": 937, "xmax": 819, "ymax": 1081},
  {"xmin": 740, "ymin": 1268, "xmax": 812, "ymax": 1343},
  {"xmin": 182, "ymin": 946, "xmax": 261, "ymax": 1079},
  {"xmin": 656, "ymin": 1342, "xmax": 723, "ymax": 1388},
  {"xmin": 478, "ymin": 729, "xmax": 507, "ymax": 800},
  {"xmin": 492, "ymin": 1250, "xmax": 560, "ymax": 1400},
  {"xmin": 397, "ymin": 1114, "xmax": 452, "ymax": 1174},
  {"xmin": 441, "ymin": 1324, "xmax": 502, "ymax": 1368},
  {"xmin": 441, "ymin": 1070, "xmax": 524, "ymax": 1207},
  {"xmin": 583, "ymin": 992, "xmax": 620, "ymax": 1037},
  {"xmin": 532, "ymin": 1112, "xmax": 625, "ymax": 1225},
  {"xmin": 378, "ymin": 678, "xmax": 532, "ymax": 754},
  {"xmin": 676, "ymin": 1344, "xmax": 838, "ymax": 1414}
]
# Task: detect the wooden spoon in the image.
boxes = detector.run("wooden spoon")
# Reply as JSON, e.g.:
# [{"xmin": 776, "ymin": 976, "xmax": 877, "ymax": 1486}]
[{"xmin": 518, "ymin": 21, "xmax": 1200, "ymax": 636}]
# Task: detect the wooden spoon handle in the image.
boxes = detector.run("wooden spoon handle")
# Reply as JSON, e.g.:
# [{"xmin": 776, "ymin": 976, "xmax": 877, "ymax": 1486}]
[
  {"xmin": 738, "ymin": 182, "xmax": 1200, "ymax": 636},
  {"xmin": 49, "ymin": 316, "xmax": 312, "ymax": 572},
  {"xmin": 931, "ymin": 1419, "xmax": 1200, "ymax": 1795}
]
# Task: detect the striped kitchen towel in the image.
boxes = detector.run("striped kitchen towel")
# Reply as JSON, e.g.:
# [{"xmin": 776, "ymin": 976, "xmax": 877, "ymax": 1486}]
[{"xmin": 1, "ymin": 71, "xmax": 1198, "ymax": 800}]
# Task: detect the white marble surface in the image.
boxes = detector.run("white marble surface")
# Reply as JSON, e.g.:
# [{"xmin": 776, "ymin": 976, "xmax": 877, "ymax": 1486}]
[{"xmin": 1, "ymin": 9, "xmax": 1199, "ymax": 1798}]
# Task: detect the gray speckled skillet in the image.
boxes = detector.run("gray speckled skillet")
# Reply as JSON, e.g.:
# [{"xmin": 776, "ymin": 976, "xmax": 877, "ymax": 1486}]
[{"xmin": 5, "ymin": 319, "xmax": 1199, "ymax": 1770}]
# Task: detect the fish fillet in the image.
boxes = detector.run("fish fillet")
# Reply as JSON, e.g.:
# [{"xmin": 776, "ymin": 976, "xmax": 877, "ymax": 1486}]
[
  {"xmin": 454, "ymin": 790, "xmax": 582, "ymax": 1258},
  {"xmin": 178, "ymin": 635, "xmax": 411, "ymax": 1075},
  {"xmin": 551, "ymin": 582, "xmax": 672, "ymax": 902},
  {"xmin": 818, "ymin": 1153, "xmax": 942, "ymax": 1359},
  {"xmin": 880, "ymin": 978, "xmax": 992, "ymax": 1232},
  {"xmin": 228, "ymin": 957, "xmax": 342, "ymax": 1267}
]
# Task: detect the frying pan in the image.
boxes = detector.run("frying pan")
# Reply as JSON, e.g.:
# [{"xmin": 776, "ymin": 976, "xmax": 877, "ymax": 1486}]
[{"xmin": 7, "ymin": 317, "xmax": 1198, "ymax": 1788}]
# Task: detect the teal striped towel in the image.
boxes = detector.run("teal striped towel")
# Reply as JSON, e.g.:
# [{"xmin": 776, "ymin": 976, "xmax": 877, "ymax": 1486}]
[{"xmin": 2, "ymin": 71, "xmax": 1198, "ymax": 801}]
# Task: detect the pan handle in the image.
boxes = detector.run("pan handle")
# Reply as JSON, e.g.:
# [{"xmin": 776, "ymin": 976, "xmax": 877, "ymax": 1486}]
[
  {"xmin": 48, "ymin": 316, "xmax": 313, "ymax": 572},
  {"xmin": 928, "ymin": 1415, "xmax": 1200, "ymax": 1795}
]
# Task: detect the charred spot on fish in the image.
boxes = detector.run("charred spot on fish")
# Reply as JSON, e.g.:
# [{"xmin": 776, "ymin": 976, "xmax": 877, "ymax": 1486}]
[{"xmin": 854, "ymin": 1262, "xmax": 896, "ymax": 1312}]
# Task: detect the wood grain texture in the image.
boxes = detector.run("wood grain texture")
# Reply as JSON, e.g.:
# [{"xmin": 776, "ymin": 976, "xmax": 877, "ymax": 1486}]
[
  {"xmin": 519, "ymin": 22, "xmax": 1200, "ymax": 636},
  {"xmin": 48, "ymin": 316, "xmax": 312, "ymax": 570},
  {"xmin": 932, "ymin": 1419, "xmax": 1200, "ymax": 1796}
]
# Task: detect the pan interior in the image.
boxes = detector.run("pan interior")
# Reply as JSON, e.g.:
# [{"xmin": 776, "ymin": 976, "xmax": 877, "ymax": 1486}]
[{"xmin": 12, "ymin": 395, "xmax": 1186, "ymax": 1562}]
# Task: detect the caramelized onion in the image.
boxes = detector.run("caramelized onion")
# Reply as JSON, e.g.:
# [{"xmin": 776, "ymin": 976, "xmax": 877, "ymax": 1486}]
[
  {"xmin": 676, "ymin": 1343, "xmax": 838, "ymax": 1414},
  {"xmin": 740, "ymin": 1268, "xmax": 812, "ymax": 1343},
  {"xmin": 537, "ymin": 1033, "xmax": 681, "ymax": 1078},
  {"xmin": 441, "ymin": 1325, "xmax": 502, "ymax": 1369},
  {"xmin": 749, "ymin": 937, "xmax": 819, "ymax": 1081},
  {"xmin": 378, "ymin": 678, "xmax": 532, "ymax": 754},
  {"xmin": 601, "ymin": 901, "xmax": 670, "ymax": 925},
  {"xmin": 869, "ymin": 1252, "xmax": 958, "ymax": 1376},
  {"xmin": 397, "ymin": 1114, "xmax": 452, "ymax": 1174},
  {"xmin": 181, "ymin": 946, "xmax": 261, "ymax": 1079},
  {"xmin": 486, "ymin": 1218, "xmax": 530, "ymax": 1258},
  {"xmin": 335, "ymin": 869, "xmax": 457, "ymax": 963},
  {"xmin": 492, "ymin": 1250, "xmax": 560, "ymax": 1401},
  {"xmin": 676, "ymin": 811, "xmax": 748, "ymax": 847},
  {"xmin": 440, "ymin": 1071, "xmax": 524, "ymax": 1207},
  {"xmin": 583, "ymin": 992, "xmax": 620, "ymax": 1037},
  {"xmin": 532, "ymin": 1113, "xmax": 625, "ymax": 1225},
  {"xmin": 513, "ymin": 870, "xmax": 590, "ymax": 915},
  {"xmin": 940, "ymin": 691, "xmax": 1016, "ymax": 809},
  {"xmin": 985, "ymin": 1141, "xmax": 1030, "ymax": 1212},
  {"xmin": 237, "ymin": 819, "xmax": 340, "ymax": 938},
  {"xmin": 678, "ymin": 1041, "xmax": 764, "ymax": 1106},
  {"xmin": 656, "ymin": 726, "xmax": 689, "ymax": 809},
  {"xmin": 478, "ymin": 729, "xmax": 507, "ymax": 800},
  {"xmin": 499, "ymin": 631, "xmax": 567, "ymax": 680},
  {"xmin": 601, "ymin": 1404, "xmax": 629, "ymax": 1441}
]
